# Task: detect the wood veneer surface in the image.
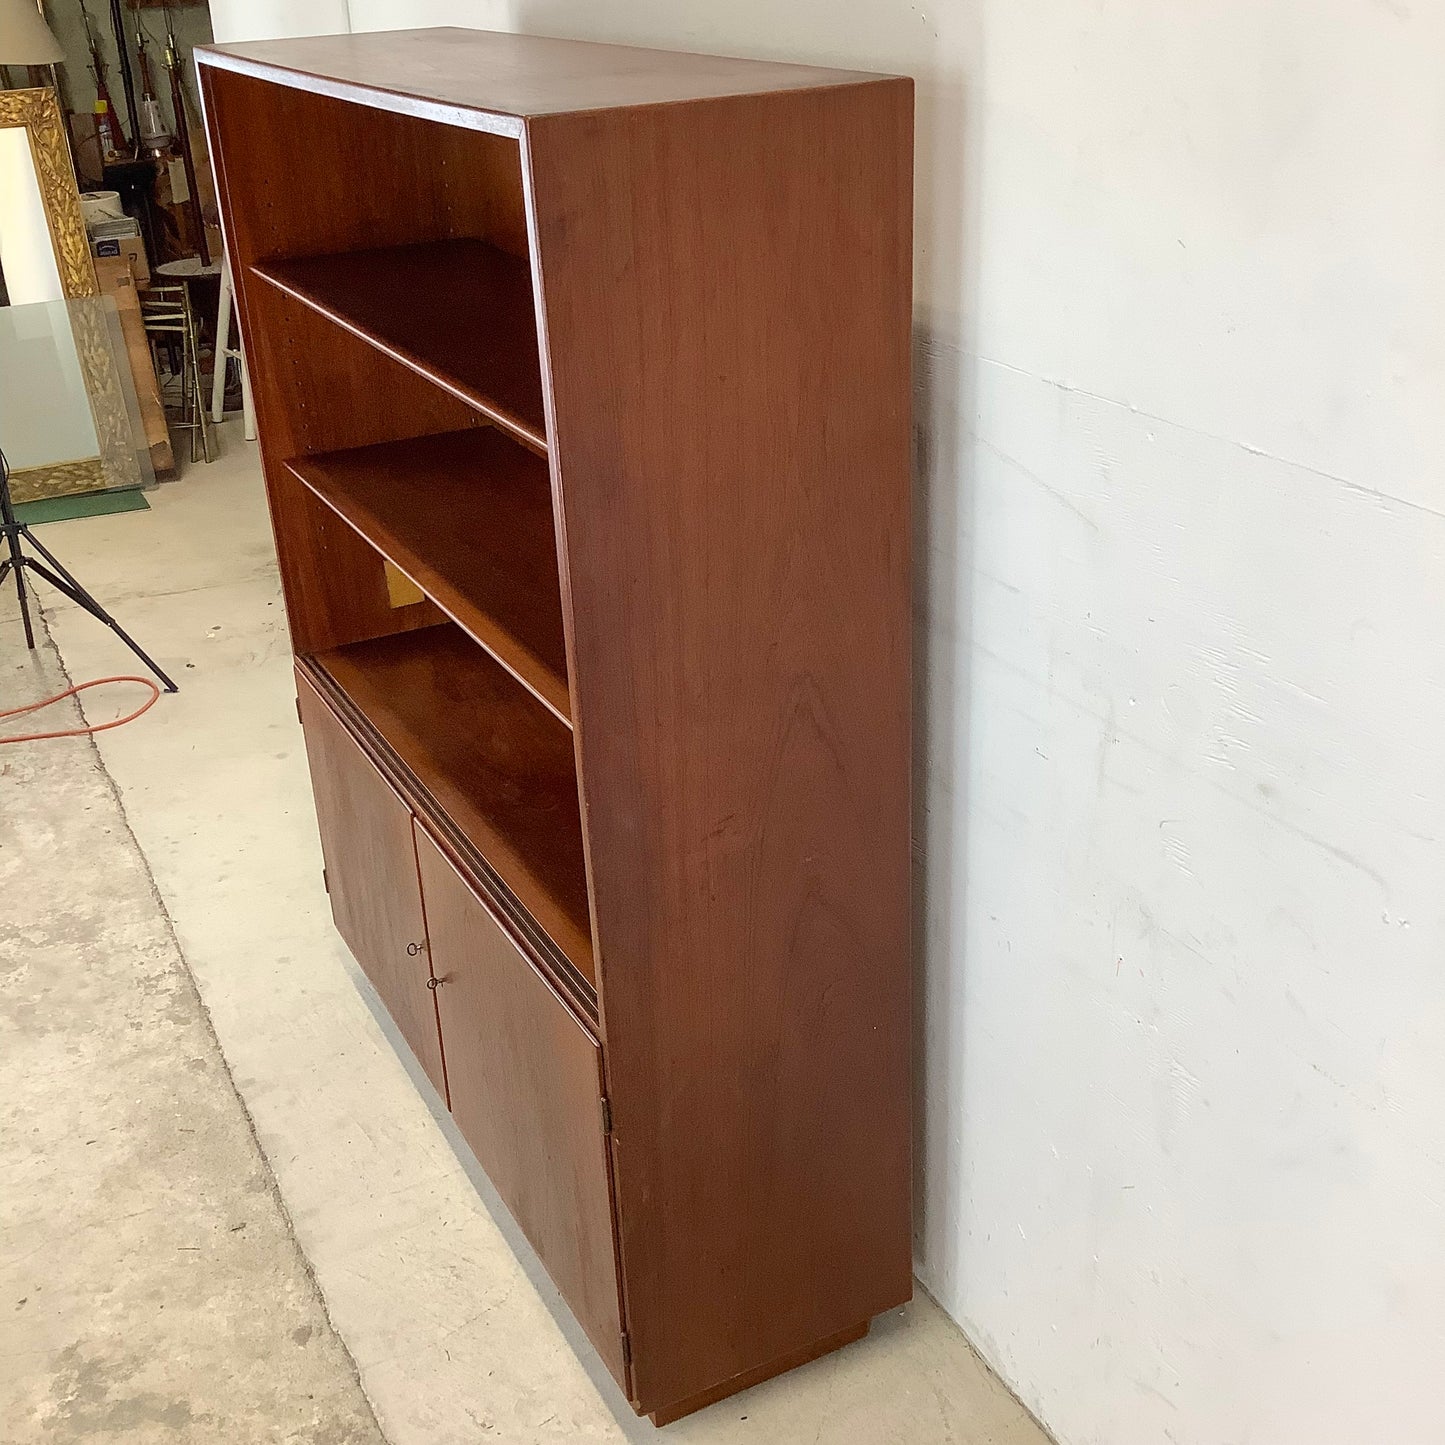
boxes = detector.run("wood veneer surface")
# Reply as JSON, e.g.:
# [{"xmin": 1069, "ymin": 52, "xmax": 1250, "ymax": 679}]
[
  {"xmin": 417, "ymin": 828, "xmax": 624, "ymax": 1383},
  {"xmin": 200, "ymin": 27, "xmax": 899, "ymax": 130},
  {"xmin": 297, "ymin": 674, "xmax": 448, "ymax": 1099},
  {"xmin": 201, "ymin": 34, "xmax": 914, "ymax": 1422},
  {"xmin": 528, "ymin": 80, "xmax": 915, "ymax": 1409}
]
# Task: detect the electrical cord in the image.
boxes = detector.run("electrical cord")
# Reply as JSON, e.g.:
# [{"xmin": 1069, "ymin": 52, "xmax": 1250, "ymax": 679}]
[
  {"xmin": 2, "ymin": 443, "xmax": 170, "ymax": 742},
  {"xmin": 0, "ymin": 676, "xmax": 162, "ymax": 745}
]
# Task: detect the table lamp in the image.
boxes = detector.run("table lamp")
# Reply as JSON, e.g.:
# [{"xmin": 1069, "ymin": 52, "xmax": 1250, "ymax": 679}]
[{"xmin": 0, "ymin": 0, "xmax": 62, "ymax": 68}]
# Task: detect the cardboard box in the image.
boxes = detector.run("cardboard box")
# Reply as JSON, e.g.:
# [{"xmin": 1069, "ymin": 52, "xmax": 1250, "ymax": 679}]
[{"xmin": 90, "ymin": 234, "xmax": 151, "ymax": 287}]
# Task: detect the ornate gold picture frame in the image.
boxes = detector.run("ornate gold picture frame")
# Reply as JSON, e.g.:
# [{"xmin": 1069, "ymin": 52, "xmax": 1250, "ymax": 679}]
[
  {"xmin": 0, "ymin": 87, "xmax": 98, "ymax": 300},
  {"xmin": 1, "ymin": 87, "xmax": 146, "ymax": 501}
]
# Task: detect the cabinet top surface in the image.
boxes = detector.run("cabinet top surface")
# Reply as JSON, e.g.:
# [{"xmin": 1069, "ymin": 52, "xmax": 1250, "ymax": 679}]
[{"xmin": 197, "ymin": 27, "xmax": 902, "ymax": 131}]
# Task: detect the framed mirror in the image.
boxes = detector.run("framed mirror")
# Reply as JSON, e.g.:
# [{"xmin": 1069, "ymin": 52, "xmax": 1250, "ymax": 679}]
[
  {"xmin": 0, "ymin": 85, "xmax": 96, "ymax": 303},
  {"xmin": 0, "ymin": 85, "xmax": 150, "ymax": 502}
]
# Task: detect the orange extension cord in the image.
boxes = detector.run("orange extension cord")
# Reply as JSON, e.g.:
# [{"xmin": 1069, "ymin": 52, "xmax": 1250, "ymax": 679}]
[{"xmin": 0, "ymin": 676, "xmax": 162, "ymax": 745}]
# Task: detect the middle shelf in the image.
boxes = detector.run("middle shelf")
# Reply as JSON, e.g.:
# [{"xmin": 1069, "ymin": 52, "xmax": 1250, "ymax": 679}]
[{"xmin": 288, "ymin": 427, "xmax": 571, "ymax": 724}]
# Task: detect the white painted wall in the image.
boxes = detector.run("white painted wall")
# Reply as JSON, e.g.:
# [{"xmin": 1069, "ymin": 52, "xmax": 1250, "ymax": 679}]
[
  {"xmin": 206, "ymin": 4, "xmax": 1445, "ymax": 1442},
  {"xmin": 47, "ymin": 2, "xmax": 215, "ymax": 143},
  {"xmin": 208, "ymin": 0, "xmax": 351, "ymax": 45}
]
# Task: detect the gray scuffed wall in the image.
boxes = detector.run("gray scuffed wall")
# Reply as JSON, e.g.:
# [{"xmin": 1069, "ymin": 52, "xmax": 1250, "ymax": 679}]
[
  {"xmin": 46, "ymin": 1, "xmax": 215, "ymax": 143},
  {"xmin": 207, "ymin": 2, "xmax": 1445, "ymax": 1441}
]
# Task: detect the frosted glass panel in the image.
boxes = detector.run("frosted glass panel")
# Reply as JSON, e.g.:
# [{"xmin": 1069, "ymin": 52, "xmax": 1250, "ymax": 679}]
[
  {"xmin": 0, "ymin": 299, "xmax": 97, "ymax": 467},
  {"xmin": 0, "ymin": 297, "xmax": 152, "ymax": 496}
]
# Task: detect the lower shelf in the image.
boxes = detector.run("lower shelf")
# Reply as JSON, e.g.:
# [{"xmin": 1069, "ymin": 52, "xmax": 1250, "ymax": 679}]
[{"xmin": 308, "ymin": 622, "xmax": 595, "ymax": 991}]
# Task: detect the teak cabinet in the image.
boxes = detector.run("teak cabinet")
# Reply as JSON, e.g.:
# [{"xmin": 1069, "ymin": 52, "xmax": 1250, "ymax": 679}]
[{"xmin": 198, "ymin": 27, "xmax": 913, "ymax": 1424}]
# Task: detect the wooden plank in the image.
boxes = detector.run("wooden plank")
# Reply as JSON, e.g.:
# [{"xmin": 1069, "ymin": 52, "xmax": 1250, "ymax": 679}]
[
  {"xmin": 93, "ymin": 255, "xmax": 172, "ymax": 473},
  {"xmin": 253, "ymin": 241, "xmax": 547, "ymax": 454},
  {"xmin": 526, "ymin": 81, "xmax": 915, "ymax": 1412},
  {"xmin": 198, "ymin": 29, "xmax": 899, "ymax": 128},
  {"xmin": 415, "ymin": 827, "xmax": 625, "ymax": 1386},
  {"xmin": 314, "ymin": 624, "xmax": 594, "ymax": 986},
  {"xmin": 296, "ymin": 672, "xmax": 448, "ymax": 1102},
  {"xmin": 289, "ymin": 429, "xmax": 569, "ymax": 722}
]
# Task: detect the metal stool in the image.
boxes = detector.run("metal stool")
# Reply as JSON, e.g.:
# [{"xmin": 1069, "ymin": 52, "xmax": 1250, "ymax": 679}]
[
  {"xmin": 210, "ymin": 254, "xmax": 256, "ymax": 440},
  {"xmin": 140, "ymin": 277, "xmax": 213, "ymax": 464}
]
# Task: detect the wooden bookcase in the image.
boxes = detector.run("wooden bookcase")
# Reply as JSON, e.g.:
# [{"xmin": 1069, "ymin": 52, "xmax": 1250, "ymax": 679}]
[{"xmin": 198, "ymin": 28, "xmax": 913, "ymax": 1425}]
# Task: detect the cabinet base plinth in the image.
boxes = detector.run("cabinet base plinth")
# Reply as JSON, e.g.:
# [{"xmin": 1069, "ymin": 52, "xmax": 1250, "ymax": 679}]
[{"xmin": 645, "ymin": 1320, "xmax": 871, "ymax": 1426}]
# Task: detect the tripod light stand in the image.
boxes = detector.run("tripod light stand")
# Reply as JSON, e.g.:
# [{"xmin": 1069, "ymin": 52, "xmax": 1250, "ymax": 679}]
[
  {"xmin": 0, "ymin": 446, "xmax": 177, "ymax": 692},
  {"xmin": 1, "ymin": 7, "xmax": 174, "ymax": 696}
]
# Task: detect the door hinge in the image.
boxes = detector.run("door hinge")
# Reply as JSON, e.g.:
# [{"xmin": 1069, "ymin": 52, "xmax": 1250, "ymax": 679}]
[
  {"xmin": 620, "ymin": 1330, "xmax": 632, "ymax": 1367},
  {"xmin": 295, "ymin": 694, "xmax": 303, "ymax": 725},
  {"xmin": 600, "ymin": 1096, "xmax": 613, "ymax": 1135},
  {"xmin": 322, "ymin": 867, "xmax": 329, "ymax": 894}
]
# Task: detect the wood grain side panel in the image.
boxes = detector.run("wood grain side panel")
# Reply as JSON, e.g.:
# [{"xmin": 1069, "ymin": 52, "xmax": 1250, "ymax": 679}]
[
  {"xmin": 526, "ymin": 82, "xmax": 915, "ymax": 1409},
  {"xmin": 415, "ymin": 829, "xmax": 625, "ymax": 1385},
  {"xmin": 297, "ymin": 673, "xmax": 447, "ymax": 1101}
]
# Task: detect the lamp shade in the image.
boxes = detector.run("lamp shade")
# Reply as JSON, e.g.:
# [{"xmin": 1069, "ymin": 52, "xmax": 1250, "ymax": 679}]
[{"xmin": 0, "ymin": 0, "xmax": 64, "ymax": 65}]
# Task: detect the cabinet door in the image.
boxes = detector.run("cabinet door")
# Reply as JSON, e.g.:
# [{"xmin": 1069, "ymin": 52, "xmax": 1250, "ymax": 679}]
[
  {"xmin": 415, "ymin": 828, "xmax": 625, "ymax": 1384},
  {"xmin": 296, "ymin": 675, "xmax": 447, "ymax": 1101}
]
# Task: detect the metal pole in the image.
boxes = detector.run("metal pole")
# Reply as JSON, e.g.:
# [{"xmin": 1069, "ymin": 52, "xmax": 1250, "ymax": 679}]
[
  {"xmin": 106, "ymin": 0, "xmax": 140, "ymax": 158},
  {"xmin": 164, "ymin": 11, "xmax": 208, "ymax": 265}
]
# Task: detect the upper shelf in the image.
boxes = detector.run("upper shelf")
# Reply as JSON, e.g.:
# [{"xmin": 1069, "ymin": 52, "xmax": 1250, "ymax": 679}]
[
  {"xmin": 251, "ymin": 239, "xmax": 548, "ymax": 452},
  {"xmin": 289, "ymin": 428, "xmax": 571, "ymax": 725}
]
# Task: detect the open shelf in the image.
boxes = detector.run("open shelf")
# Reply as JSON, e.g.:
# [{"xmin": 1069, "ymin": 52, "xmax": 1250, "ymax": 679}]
[
  {"xmin": 252, "ymin": 239, "xmax": 548, "ymax": 452},
  {"xmin": 311, "ymin": 623, "xmax": 594, "ymax": 987},
  {"xmin": 289, "ymin": 428, "xmax": 570, "ymax": 724}
]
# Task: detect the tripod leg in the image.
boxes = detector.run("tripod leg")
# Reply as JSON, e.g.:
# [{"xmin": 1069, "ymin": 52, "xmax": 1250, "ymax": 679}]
[
  {"xmin": 16, "ymin": 545, "xmax": 178, "ymax": 693},
  {"xmin": 1, "ymin": 450, "xmax": 36, "ymax": 650},
  {"xmin": 1, "ymin": 541, "xmax": 36, "ymax": 651}
]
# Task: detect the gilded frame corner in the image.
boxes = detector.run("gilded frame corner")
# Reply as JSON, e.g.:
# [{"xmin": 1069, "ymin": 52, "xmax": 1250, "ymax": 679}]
[{"xmin": 0, "ymin": 86, "xmax": 99, "ymax": 300}]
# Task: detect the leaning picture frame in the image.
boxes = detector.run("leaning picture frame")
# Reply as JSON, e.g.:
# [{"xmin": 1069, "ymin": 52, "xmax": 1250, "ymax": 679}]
[
  {"xmin": 0, "ymin": 85, "xmax": 98, "ymax": 301},
  {"xmin": 0, "ymin": 86, "xmax": 149, "ymax": 502}
]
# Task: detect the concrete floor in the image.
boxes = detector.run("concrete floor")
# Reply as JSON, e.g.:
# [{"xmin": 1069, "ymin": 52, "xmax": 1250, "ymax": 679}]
[
  {"xmin": 0, "ymin": 561, "xmax": 383, "ymax": 1439},
  {"xmin": 1, "ymin": 425, "xmax": 1052, "ymax": 1444}
]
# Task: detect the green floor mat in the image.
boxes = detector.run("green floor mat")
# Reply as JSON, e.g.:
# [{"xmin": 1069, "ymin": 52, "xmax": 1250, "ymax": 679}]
[{"xmin": 12, "ymin": 488, "xmax": 150, "ymax": 526}]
